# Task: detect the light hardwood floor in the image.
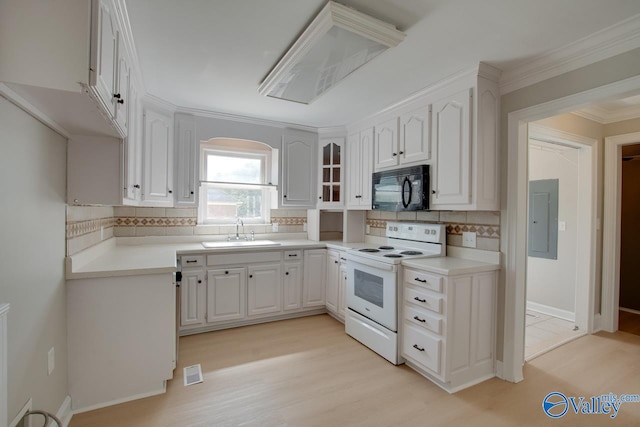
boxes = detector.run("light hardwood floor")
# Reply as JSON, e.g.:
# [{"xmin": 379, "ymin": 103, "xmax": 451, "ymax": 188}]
[{"xmin": 70, "ymin": 314, "xmax": 640, "ymax": 427}]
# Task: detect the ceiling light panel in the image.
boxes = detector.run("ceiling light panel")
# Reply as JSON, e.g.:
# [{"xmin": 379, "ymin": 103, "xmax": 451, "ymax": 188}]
[{"xmin": 259, "ymin": 1, "xmax": 405, "ymax": 104}]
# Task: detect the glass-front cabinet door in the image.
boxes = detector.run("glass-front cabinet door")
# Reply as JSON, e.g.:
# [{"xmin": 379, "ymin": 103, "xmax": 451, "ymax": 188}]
[{"xmin": 318, "ymin": 137, "xmax": 344, "ymax": 207}]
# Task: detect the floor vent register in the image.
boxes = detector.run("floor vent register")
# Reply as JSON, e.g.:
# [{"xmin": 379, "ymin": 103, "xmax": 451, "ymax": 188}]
[{"xmin": 183, "ymin": 364, "xmax": 204, "ymax": 386}]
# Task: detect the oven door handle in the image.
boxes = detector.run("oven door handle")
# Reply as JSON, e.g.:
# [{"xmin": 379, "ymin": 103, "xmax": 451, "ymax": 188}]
[
  {"xmin": 401, "ymin": 177, "xmax": 412, "ymax": 208},
  {"xmin": 346, "ymin": 257, "xmax": 397, "ymax": 272}
]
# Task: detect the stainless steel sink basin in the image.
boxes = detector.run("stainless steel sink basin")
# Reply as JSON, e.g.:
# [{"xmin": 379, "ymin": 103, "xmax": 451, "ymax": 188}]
[{"xmin": 202, "ymin": 240, "xmax": 281, "ymax": 248}]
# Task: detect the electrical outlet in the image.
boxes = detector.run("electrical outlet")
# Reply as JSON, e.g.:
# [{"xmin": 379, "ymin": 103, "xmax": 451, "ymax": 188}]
[
  {"xmin": 462, "ymin": 231, "xmax": 477, "ymax": 248},
  {"xmin": 272, "ymin": 223, "xmax": 279, "ymax": 232},
  {"xmin": 303, "ymin": 222, "xmax": 307, "ymax": 232},
  {"xmin": 100, "ymin": 225, "xmax": 104, "ymax": 240},
  {"xmin": 48, "ymin": 347, "xmax": 55, "ymax": 376},
  {"xmin": 366, "ymin": 224, "xmax": 371, "ymax": 234}
]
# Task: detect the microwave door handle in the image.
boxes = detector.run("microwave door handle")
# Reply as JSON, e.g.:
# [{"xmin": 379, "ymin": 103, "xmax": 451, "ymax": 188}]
[{"xmin": 402, "ymin": 177, "xmax": 412, "ymax": 208}]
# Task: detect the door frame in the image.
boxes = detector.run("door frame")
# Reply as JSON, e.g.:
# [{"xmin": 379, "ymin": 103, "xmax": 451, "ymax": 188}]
[
  {"xmin": 527, "ymin": 123, "xmax": 597, "ymax": 332},
  {"xmin": 502, "ymin": 75, "xmax": 640, "ymax": 383},
  {"xmin": 601, "ymin": 131, "xmax": 640, "ymax": 332}
]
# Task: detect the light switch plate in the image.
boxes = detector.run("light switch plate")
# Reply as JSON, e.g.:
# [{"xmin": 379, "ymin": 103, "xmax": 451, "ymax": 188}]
[
  {"xmin": 272, "ymin": 223, "xmax": 279, "ymax": 232},
  {"xmin": 462, "ymin": 231, "xmax": 477, "ymax": 248},
  {"xmin": 558, "ymin": 221, "xmax": 566, "ymax": 231},
  {"xmin": 48, "ymin": 347, "xmax": 55, "ymax": 376}
]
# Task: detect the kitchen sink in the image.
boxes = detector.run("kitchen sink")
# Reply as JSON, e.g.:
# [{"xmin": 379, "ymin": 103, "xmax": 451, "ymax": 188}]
[{"xmin": 202, "ymin": 240, "xmax": 281, "ymax": 248}]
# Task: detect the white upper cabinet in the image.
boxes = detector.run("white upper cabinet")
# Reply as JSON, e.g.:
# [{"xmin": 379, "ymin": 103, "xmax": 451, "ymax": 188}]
[
  {"xmin": 142, "ymin": 106, "xmax": 174, "ymax": 206},
  {"xmin": 374, "ymin": 107, "xmax": 431, "ymax": 172},
  {"xmin": 93, "ymin": 0, "xmax": 118, "ymax": 119},
  {"xmin": 430, "ymin": 66, "xmax": 500, "ymax": 211},
  {"xmin": 113, "ymin": 47, "xmax": 130, "ymax": 135},
  {"xmin": 281, "ymin": 134, "xmax": 316, "ymax": 207},
  {"xmin": 317, "ymin": 137, "xmax": 344, "ymax": 208},
  {"xmin": 400, "ymin": 105, "xmax": 431, "ymax": 165},
  {"xmin": 124, "ymin": 74, "xmax": 141, "ymax": 203},
  {"xmin": 174, "ymin": 114, "xmax": 198, "ymax": 206},
  {"xmin": 347, "ymin": 128, "xmax": 374, "ymax": 209},
  {"xmin": 431, "ymin": 89, "xmax": 472, "ymax": 207},
  {"xmin": 374, "ymin": 118, "xmax": 399, "ymax": 170}
]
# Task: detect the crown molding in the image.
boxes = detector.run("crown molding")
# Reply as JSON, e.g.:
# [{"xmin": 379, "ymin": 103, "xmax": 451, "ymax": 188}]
[
  {"xmin": 499, "ymin": 13, "xmax": 640, "ymax": 95},
  {"xmin": 572, "ymin": 105, "xmax": 640, "ymax": 124}
]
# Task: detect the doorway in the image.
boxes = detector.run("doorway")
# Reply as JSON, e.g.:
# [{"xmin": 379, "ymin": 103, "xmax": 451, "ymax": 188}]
[
  {"xmin": 524, "ymin": 124, "xmax": 592, "ymax": 359},
  {"xmin": 603, "ymin": 134, "xmax": 640, "ymax": 334}
]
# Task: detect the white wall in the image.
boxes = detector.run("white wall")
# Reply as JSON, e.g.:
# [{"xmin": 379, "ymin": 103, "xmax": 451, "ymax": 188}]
[
  {"xmin": 0, "ymin": 98, "xmax": 69, "ymax": 422},
  {"xmin": 527, "ymin": 140, "xmax": 580, "ymax": 318}
]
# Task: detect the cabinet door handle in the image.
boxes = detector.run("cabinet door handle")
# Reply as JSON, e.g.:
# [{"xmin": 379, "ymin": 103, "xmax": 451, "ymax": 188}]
[
  {"xmin": 133, "ymin": 184, "xmax": 140, "ymax": 189},
  {"xmin": 414, "ymin": 277, "xmax": 427, "ymax": 283},
  {"xmin": 392, "ymin": 152, "xmax": 397, "ymax": 157},
  {"xmin": 334, "ymin": 260, "xmax": 338, "ymax": 264},
  {"xmin": 185, "ymin": 260, "xmax": 197, "ymax": 264},
  {"xmin": 249, "ymin": 275, "xmax": 253, "ymax": 278},
  {"xmin": 117, "ymin": 98, "xmax": 124, "ymax": 105},
  {"xmin": 319, "ymin": 196, "xmax": 322, "ymax": 199},
  {"xmin": 413, "ymin": 315, "xmax": 426, "ymax": 323},
  {"xmin": 413, "ymin": 344, "xmax": 425, "ymax": 352},
  {"xmin": 285, "ymin": 272, "xmax": 289, "ymax": 275},
  {"xmin": 288, "ymin": 254, "xmax": 298, "ymax": 257},
  {"xmin": 190, "ymin": 191, "xmax": 194, "ymax": 195},
  {"xmin": 197, "ymin": 280, "xmax": 202, "ymax": 284},
  {"xmin": 399, "ymin": 151, "xmax": 404, "ymax": 155},
  {"xmin": 283, "ymin": 195, "xmax": 287, "ymax": 198},
  {"xmin": 414, "ymin": 296, "xmax": 426, "ymax": 303},
  {"xmin": 168, "ymin": 190, "xmax": 173, "ymax": 194},
  {"xmin": 225, "ymin": 271, "xmax": 229, "ymax": 274},
  {"xmin": 340, "ymin": 257, "xmax": 347, "ymax": 261},
  {"xmin": 113, "ymin": 93, "xmax": 121, "ymax": 99}
]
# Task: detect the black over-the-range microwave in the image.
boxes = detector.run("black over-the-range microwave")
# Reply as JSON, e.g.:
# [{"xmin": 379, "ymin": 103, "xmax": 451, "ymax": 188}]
[{"xmin": 371, "ymin": 165, "xmax": 430, "ymax": 212}]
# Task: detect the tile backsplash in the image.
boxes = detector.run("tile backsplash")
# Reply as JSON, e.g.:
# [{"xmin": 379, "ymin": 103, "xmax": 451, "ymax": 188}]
[
  {"xmin": 366, "ymin": 210, "xmax": 501, "ymax": 252},
  {"xmin": 66, "ymin": 206, "xmax": 115, "ymax": 255},
  {"xmin": 113, "ymin": 207, "xmax": 307, "ymax": 237}
]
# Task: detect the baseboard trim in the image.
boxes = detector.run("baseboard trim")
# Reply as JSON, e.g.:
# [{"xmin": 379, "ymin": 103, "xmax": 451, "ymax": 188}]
[
  {"xmin": 527, "ymin": 301, "xmax": 575, "ymax": 322},
  {"xmin": 72, "ymin": 384, "xmax": 166, "ymax": 415},
  {"xmin": 51, "ymin": 395, "xmax": 72, "ymax": 427},
  {"xmin": 593, "ymin": 313, "xmax": 602, "ymax": 333},
  {"xmin": 495, "ymin": 360, "xmax": 504, "ymax": 380},
  {"xmin": 620, "ymin": 307, "xmax": 640, "ymax": 315},
  {"xmin": 179, "ymin": 309, "xmax": 327, "ymax": 336}
]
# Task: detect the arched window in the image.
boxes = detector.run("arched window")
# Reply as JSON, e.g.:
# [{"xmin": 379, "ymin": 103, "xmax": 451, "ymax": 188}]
[{"xmin": 199, "ymin": 138, "xmax": 276, "ymax": 225}]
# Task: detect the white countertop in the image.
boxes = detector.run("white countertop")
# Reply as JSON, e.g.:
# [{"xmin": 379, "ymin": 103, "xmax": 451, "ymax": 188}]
[
  {"xmin": 66, "ymin": 237, "xmax": 502, "ymax": 280},
  {"xmin": 402, "ymin": 257, "xmax": 500, "ymax": 276},
  {"xmin": 66, "ymin": 238, "xmax": 328, "ymax": 279}
]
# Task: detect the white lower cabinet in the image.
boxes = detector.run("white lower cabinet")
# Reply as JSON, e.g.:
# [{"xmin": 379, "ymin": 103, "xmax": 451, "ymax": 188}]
[
  {"xmin": 207, "ymin": 267, "xmax": 246, "ymax": 323},
  {"xmin": 401, "ymin": 267, "xmax": 497, "ymax": 393},
  {"xmin": 178, "ymin": 249, "xmax": 324, "ymax": 334},
  {"xmin": 248, "ymin": 263, "xmax": 282, "ymax": 316},
  {"xmin": 180, "ymin": 269, "xmax": 206, "ymax": 327},
  {"xmin": 326, "ymin": 248, "xmax": 347, "ymax": 320},
  {"xmin": 283, "ymin": 260, "xmax": 303, "ymax": 311},
  {"xmin": 303, "ymin": 249, "xmax": 327, "ymax": 308}
]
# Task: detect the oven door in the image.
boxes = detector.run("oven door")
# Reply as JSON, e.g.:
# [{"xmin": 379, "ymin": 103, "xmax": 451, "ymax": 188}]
[{"xmin": 346, "ymin": 256, "xmax": 398, "ymax": 332}]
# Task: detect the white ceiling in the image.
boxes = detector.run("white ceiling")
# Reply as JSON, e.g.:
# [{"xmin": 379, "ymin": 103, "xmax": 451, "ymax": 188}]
[
  {"xmin": 125, "ymin": 0, "xmax": 640, "ymax": 128},
  {"xmin": 574, "ymin": 94, "xmax": 640, "ymax": 124}
]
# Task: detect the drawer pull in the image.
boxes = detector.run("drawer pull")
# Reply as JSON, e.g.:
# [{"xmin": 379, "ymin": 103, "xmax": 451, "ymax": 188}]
[
  {"xmin": 414, "ymin": 277, "xmax": 427, "ymax": 283},
  {"xmin": 414, "ymin": 296, "xmax": 427, "ymax": 303},
  {"xmin": 413, "ymin": 344, "xmax": 425, "ymax": 352},
  {"xmin": 186, "ymin": 260, "xmax": 197, "ymax": 263},
  {"xmin": 288, "ymin": 254, "xmax": 298, "ymax": 257},
  {"xmin": 413, "ymin": 315, "xmax": 426, "ymax": 323}
]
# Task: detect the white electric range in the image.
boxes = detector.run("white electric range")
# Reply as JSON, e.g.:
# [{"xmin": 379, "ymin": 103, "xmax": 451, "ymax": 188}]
[{"xmin": 345, "ymin": 222, "xmax": 446, "ymax": 364}]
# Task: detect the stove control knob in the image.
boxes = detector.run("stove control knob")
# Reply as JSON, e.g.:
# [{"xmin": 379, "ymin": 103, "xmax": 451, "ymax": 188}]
[{"xmin": 430, "ymin": 230, "xmax": 436, "ymax": 235}]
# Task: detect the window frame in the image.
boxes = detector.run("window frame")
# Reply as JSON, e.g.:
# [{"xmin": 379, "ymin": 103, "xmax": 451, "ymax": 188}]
[{"xmin": 197, "ymin": 140, "xmax": 274, "ymax": 226}]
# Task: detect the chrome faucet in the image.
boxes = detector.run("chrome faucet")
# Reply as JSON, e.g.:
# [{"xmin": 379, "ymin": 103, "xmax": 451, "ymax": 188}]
[{"xmin": 235, "ymin": 217, "xmax": 243, "ymax": 240}]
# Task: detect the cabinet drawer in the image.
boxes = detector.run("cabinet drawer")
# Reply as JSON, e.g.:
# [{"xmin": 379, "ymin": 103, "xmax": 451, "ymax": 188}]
[
  {"xmin": 207, "ymin": 251, "xmax": 281, "ymax": 266},
  {"xmin": 181, "ymin": 255, "xmax": 204, "ymax": 267},
  {"xmin": 404, "ymin": 306, "xmax": 442, "ymax": 335},
  {"xmin": 402, "ymin": 323, "xmax": 441, "ymax": 374},
  {"xmin": 404, "ymin": 269, "xmax": 443, "ymax": 292},
  {"xmin": 284, "ymin": 250, "xmax": 302, "ymax": 260},
  {"xmin": 404, "ymin": 287, "xmax": 443, "ymax": 314}
]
